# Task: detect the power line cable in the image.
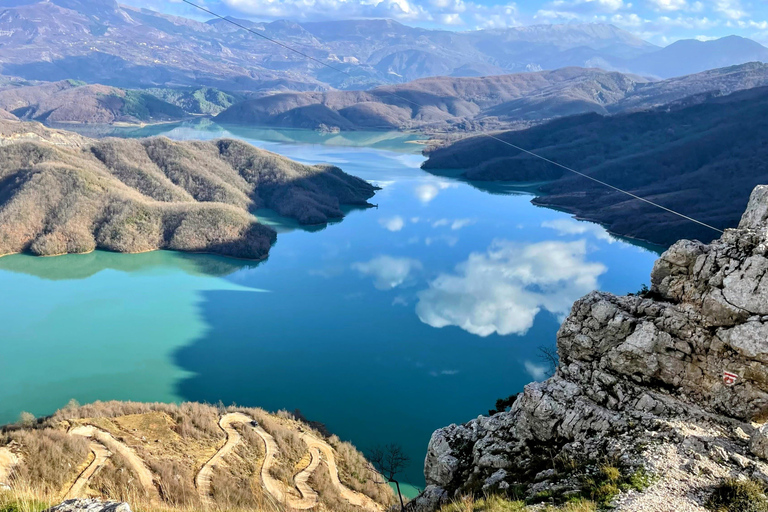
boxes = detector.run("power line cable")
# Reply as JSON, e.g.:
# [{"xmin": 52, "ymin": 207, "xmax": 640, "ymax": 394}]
[{"xmin": 180, "ymin": 0, "xmax": 724, "ymax": 234}]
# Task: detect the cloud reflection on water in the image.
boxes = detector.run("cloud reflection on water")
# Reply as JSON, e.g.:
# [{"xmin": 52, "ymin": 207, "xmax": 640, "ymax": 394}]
[
  {"xmin": 415, "ymin": 239, "xmax": 607, "ymax": 337},
  {"xmin": 352, "ymin": 255, "xmax": 423, "ymax": 290}
]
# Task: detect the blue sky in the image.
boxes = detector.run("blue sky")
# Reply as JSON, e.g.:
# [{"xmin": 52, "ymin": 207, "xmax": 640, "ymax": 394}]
[{"xmin": 127, "ymin": 0, "xmax": 768, "ymax": 45}]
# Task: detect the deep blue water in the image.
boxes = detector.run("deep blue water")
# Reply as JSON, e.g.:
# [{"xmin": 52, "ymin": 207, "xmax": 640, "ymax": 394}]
[{"xmin": 0, "ymin": 122, "xmax": 660, "ymax": 490}]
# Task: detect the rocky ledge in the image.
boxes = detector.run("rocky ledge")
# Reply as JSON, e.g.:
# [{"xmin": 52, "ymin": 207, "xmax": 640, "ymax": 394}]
[{"xmin": 414, "ymin": 185, "xmax": 768, "ymax": 511}]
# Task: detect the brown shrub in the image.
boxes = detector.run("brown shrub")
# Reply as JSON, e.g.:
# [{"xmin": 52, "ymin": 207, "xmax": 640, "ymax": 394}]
[{"xmin": 8, "ymin": 429, "xmax": 89, "ymax": 494}]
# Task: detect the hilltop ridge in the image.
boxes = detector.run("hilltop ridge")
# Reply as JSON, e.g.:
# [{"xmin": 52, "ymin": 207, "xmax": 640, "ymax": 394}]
[{"xmin": 0, "ymin": 120, "xmax": 376, "ymax": 259}]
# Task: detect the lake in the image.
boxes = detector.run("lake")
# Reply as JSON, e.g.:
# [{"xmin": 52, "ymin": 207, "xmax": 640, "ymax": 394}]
[{"xmin": 0, "ymin": 122, "xmax": 660, "ymax": 491}]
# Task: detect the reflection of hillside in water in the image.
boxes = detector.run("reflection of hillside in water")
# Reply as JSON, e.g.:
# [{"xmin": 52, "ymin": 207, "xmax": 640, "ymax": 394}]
[
  {"xmin": 52, "ymin": 119, "xmax": 424, "ymax": 152},
  {"xmin": 0, "ymin": 250, "xmax": 259, "ymax": 281}
]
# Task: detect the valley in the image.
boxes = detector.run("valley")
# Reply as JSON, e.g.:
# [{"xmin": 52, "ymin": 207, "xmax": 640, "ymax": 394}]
[
  {"xmin": 2, "ymin": 0, "xmax": 768, "ymax": 510},
  {"xmin": 0, "ymin": 124, "xmax": 659, "ymax": 492}
]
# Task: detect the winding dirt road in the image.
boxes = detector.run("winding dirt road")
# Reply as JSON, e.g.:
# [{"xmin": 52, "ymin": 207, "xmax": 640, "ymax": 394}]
[
  {"xmin": 64, "ymin": 440, "xmax": 111, "ymax": 499},
  {"xmin": 69, "ymin": 425, "xmax": 161, "ymax": 503},
  {"xmin": 198, "ymin": 413, "xmax": 382, "ymax": 511},
  {"xmin": 299, "ymin": 432, "xmax": 383, "ymax": 512},
  {"xmin": 195, "ymin": 412, "xmax": 251, "ymax": 507}
]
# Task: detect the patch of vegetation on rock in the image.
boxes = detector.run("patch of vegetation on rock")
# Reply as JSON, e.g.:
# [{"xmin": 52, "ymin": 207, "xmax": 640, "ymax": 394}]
[{"xmin": 706, "ymin": 479, "xmax": 768, "ymax": 512}]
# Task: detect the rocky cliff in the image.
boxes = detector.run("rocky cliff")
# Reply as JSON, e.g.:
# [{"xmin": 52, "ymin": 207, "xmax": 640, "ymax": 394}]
[{"xmin": 415, "ymin": 185, "xmax": 768, "ymax": 511}]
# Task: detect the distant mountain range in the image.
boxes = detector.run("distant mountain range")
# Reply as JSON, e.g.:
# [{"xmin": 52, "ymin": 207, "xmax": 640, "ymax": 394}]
[
  {"xmin": 215, "ymin": 62, "xmax": 768, "ymax": 131},
  {"xmin": 1, "ymin": 0, "xmax": 766, "ymax": 92},
  {"xmin": 423, "ymin": 85, "xmax": 768, "ymax": 246}
]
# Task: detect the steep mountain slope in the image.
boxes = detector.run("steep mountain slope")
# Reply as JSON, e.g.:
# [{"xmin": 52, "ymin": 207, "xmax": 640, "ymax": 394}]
[
  {"xmin": 413, "ymin": 184, "xmax": 768, "ymax": 511},
  {"xmin": 0, "ymin": 120, "xmax": 375, "ymax": 259},
  {"xmin": 423, "ymin": 85, "xmax": 768, "ymax": 245}
]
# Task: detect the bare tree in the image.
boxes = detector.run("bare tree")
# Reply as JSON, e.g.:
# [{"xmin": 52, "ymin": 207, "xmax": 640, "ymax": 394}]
[
  {"xmin": 368, "ymin": 444, "xmax": 410, "ymax": 511},
  {"xmin": 538, "ymin": 345, "xmax": 559, "ymax": 375}
]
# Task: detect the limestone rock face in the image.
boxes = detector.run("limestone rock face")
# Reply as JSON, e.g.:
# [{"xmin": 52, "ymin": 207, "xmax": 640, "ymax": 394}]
[
  {"xmin": 44, "ymin": 499, "xmax": 132, "ymax": 512},
  {"xmin": 414, "ymin": 184, "xmax": 768, "ymax": 511}
]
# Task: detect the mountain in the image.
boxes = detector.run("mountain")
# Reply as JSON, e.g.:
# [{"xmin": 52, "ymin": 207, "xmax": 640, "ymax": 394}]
[
  {"xmin": 422, "ymin": 85, "xmax": 768, "ymax": 246},
  {"xmin": 0, "ymin": 0, "xmax": 661, "ymax": 90},
  {"xmin": 615, "ymin": 35, "xmax": 768, "ymax": 79},
  {"xmin": 0, "ymin": 80, "xmax": 185, "ymax": 123},
  {"xmin": 412, "ymin": 184, "xmax": 768, "ymax": 511},
  {"xmin": 0, "ymin": 119, "xmax": 375, "ymax": 259},
  {"xmin": 0, "ymin": 78, "xmax": 245, "ymax": 123},
  {"xmin": 216, "ymin": 63, "xmax": 768, "ymax": 132}
]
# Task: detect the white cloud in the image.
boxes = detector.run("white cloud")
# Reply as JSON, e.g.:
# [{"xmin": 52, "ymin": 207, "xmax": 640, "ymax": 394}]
[
  {"xmin": 379, "ymin": 215, "xmax": 405, "ymax": 232},
  {"xmin": 224, "ymin": 0, "xmax": 517, "ymax": 27},
  {"xmin": 647, "ymin": 0, "xmax": 687, "ymax": 11},
  {"xmin": 451, "ymin": 218, "xmax": 476, "ymax": 230},
  {"xmin": 415, "ymin": 239, "xmax": 606, "ymax": 337},
  {"xmin": 715, "ymin": 0, "xmax": 746, "ymax": 19},
  {"xmin": 541, "ymin": 218, "xmax": 615, "ymax": 243},
  {"xmin": 524, "ymin": 360, "xmax": 549, "ymax": 380},
  {"xmin": 352, "ymin": 256, "xmax": 422, "ymax": 290}
]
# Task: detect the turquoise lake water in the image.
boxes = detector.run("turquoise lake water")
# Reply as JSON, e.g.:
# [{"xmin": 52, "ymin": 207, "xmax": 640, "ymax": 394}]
[{"xmin": 0, "ymin": 122, "xmax": 661, "ymax": 489}]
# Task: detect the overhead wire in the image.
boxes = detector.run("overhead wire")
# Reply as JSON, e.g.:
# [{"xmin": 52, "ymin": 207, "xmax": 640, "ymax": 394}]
[{"xmin": 180, "ymin": 0, "xmax": 724, "ymax": 234}]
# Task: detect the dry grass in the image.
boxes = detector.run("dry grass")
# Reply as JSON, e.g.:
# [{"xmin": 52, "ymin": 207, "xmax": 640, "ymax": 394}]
[
  {"xmin": 439, "ymin": 495, "xmax": 597, "ymax": 512},
  {"xmin": 1, "ymin": 401, "xmax": 394, "ymax": 512},
  {"xmin": 1, "ymin": 430, "xmax": 89, "ymax": 496},
  {"xmin": 328, "ymin": 435, "xmax": 397, "ymax": 506},
  {"xmin": 90, "ymin": 452, "xmax": 149, "ymax": 504}
]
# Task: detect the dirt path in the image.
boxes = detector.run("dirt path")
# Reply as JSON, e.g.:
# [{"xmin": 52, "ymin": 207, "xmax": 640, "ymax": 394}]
[
  {"xmin": 195, "ymin": 413, "xmax": 383, "ymax": 511},
  {"xmin": 299, "ymin": 432, "xmax": 383, "ymax": 512},
  {"xmin": 0, "ymin": 447, "xmax": 19, "ymax": 490},
  {"xmin": 195, "ymin": 412, "xmax": 250, "ymax": 507},
  {"xmin": 69, "ymin": 425, "xmax": 160, "ymax": 503},
  {"xmin": 64, "ymin": 440, "xmax": 111, "ymax": 499}
]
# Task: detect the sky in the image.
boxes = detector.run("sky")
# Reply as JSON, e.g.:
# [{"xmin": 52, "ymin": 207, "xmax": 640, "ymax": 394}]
[{"xmin": 125, "ymin": 0, "xmax": 768, "ymax": 45}]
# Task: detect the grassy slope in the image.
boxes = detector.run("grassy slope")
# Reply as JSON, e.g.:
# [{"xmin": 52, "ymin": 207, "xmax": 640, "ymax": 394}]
[{"xmin": 0, "ymin": 120, "xmax": 375, "ymax": 259}]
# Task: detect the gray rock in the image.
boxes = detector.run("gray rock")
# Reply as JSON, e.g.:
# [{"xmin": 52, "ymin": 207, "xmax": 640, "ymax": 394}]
[
  {"xmin": 751, "ymin": 425, "xmax": 768, "ymax": 460},
  {"xmin": 44, "ymin": 500, "xmax": 131, "ymax": 512},
  {"xmin": 414, "ymin": 184, "xmax": 768, "ymax": 509}
]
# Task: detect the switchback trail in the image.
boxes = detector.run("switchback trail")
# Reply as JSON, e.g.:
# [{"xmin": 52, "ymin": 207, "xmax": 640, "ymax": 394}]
[
  {"xmin": 64, "ymin": 440, "xmax": 111, "ymax": 499},
  {"xmin": 300, "ymin": 432, "xmax": 383, "ymax": 512},
  {"xmin": 69, "ymin": 425, "xmax": 161, "ymax": 503},
  {"xmin": 201, "ymin": 413, "xmax": 382, "ymax": 511},
  {"xmin": 195, "ymin": 412, "xmax": 251, "ymax": 507}
]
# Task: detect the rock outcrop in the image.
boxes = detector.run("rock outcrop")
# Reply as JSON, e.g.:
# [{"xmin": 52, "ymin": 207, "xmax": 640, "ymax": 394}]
[
  {"xmin": 44, "ymin": 499, "xmax": 132, "ymax": 512},
  {"xmin": 415, "ymin": 185, "xmax": 768, "ymax": 511}
]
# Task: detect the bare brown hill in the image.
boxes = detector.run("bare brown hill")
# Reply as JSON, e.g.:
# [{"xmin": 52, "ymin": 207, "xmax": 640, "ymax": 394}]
[
  {"xmin": 0, "ymin": 80, "xmax": 185, "ymax": 124},
  {"xmin": 0, "ymin": 120, "xmax": 375, "ymax": 259},
  {"xmin": 216, "ymin": 63, "xmax": 768, "ymax": 133}
]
